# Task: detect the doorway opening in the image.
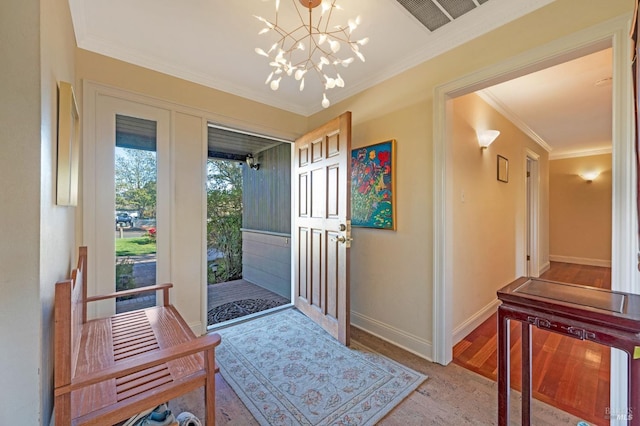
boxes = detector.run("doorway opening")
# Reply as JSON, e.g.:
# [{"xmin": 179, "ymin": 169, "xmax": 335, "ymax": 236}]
[
  {"xmin": 436, "ymin": 22, "xmax": 630, "ymax": 425},
  {"xmin": 206, "ymin": 125, "xmax": 292, "ymax": 327}
]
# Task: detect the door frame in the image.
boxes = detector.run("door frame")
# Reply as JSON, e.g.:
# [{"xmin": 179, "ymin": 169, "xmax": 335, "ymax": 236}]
[
  {"xmin": 523, "ymin": 150, "xmax": 540, "ymax": 278},
  {"xmin": 432, "ymin": 14, "xmax": 637, "ymax": 414}
]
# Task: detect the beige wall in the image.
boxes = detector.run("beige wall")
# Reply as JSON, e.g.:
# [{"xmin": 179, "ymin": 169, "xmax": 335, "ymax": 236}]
[
  {"xmin": 307, "ymin": 0, "xmax": 628, "ymax": 356},
  {"xmin": 451, "ymin": 93, "xmax": 549, "ymax": 332},
  {"xmin": 77, "ymin": 0, "xmax": 632, "ymax": 358},
  {"xmin": 0, "ymin": 0, "xmax": 77, "ymax": 424},
  {"xmin": 550, "ymin": 154, "xmax": 612, "ymax": 264},
  {"xmin": 76, "ymin": 50, "xmax": 308, "ymax": 142},
  {"xmin": 0, "ymin": 1, "xmax": 632, "ymax": 421}
]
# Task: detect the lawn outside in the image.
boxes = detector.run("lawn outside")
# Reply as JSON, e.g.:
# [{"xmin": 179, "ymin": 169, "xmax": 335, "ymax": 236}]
[{"xmin": 115, "ymin": 236, "xmax": 156, "ymax": 257}]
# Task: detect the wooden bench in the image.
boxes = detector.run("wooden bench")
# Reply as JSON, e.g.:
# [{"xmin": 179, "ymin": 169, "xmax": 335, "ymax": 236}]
[{"xmin": 54, "ymin": 247, "xmax": 221, "ymax": 425}]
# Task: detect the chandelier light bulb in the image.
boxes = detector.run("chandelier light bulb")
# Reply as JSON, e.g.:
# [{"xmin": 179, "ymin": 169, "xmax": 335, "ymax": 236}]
[
  {"xmin": 254, "ymin": 0, "xmax": 368, "ymax": 109},
  {"xmin": 322, "ymin": 93, "xmax": 330, "ymax": 108},
  {"xmin": 348, "ymin": 16, "xmax": 361, "ymax": 33}
]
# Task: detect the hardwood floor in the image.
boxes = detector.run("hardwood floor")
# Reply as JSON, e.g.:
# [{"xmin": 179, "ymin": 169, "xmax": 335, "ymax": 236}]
[{"xmin": 453, "ymin": 262, "xmax": 612, "ymax": 426}]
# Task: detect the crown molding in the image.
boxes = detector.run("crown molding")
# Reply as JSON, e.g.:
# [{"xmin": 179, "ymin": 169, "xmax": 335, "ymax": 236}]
[
  {"xmin": 549, "ymin": 146, "xmax": 612, "ymax": 160},
  {"xmin": 476, "ymin": 89, "xmax": 553, "ymax": 152}
]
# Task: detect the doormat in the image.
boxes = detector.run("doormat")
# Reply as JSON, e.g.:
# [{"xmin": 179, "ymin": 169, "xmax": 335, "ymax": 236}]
[
  {"xmin": 216, "ymin": 309, "xmax": 427, "ymax": 425},
  {"xmin": 207, "ymin": 299, "xmax": 286, "ymax": 325}
]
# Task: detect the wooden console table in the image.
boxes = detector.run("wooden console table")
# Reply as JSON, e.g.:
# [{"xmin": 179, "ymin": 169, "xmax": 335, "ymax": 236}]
[{"xmin": 497, "ymin": 277, "xmax": 640, "ymax": 425}]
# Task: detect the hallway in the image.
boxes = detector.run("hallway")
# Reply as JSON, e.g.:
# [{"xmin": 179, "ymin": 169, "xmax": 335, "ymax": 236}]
[{"xmin": 453, "ymin": 262, "xmax": 611, "ymax": 425}]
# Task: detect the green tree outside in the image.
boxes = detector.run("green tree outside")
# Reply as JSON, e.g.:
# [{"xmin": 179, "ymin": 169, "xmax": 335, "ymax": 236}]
[
  {"xmin": 115, "ymin": 148, "xmax": 157, "ymax": 218},
  {"xmin": 207, "ymin": 159, "xmax": 243, "ymax": 283}
]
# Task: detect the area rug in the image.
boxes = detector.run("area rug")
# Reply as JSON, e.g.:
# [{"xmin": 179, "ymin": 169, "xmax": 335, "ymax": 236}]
[
  {"xmin": 208, "ymin": 298, "xmax": 286, "ymax": 325},
  {"xmin": 216, "ymin": 309, "xmax": 427, "ymax": 425}
]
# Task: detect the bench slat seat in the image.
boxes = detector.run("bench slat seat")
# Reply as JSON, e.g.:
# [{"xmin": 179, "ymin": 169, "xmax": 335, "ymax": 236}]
[{"xmin": 55, "ymin": 247, "xmax": 220, "ymax": 426}]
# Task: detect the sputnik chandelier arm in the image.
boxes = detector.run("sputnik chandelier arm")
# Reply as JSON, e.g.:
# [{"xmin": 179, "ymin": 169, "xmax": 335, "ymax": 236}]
[{"xmin": 255, "ymin": 0, "xmax": 369, "ymax": 108}]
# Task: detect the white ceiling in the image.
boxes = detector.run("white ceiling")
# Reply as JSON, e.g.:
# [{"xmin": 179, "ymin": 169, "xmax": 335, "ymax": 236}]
[
  {"xmin": 68, "ymin": 0, "xmax": 611, "ymax": 158},
  {"xmin": 479, "ymin": 48, "xmax": 613, "ymax": 159}
]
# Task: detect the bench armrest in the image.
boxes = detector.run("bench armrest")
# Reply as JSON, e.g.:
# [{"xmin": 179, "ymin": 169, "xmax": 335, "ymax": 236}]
[
  {"xmin": 85, "ymin": 283, "xmax": 174, "ymax": 304},
  {"xmin": 56, "ymin": 333, "xmax": 221, "ymax": 396}
]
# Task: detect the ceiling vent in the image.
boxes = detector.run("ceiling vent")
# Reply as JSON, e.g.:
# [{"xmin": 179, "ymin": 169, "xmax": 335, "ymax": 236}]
[{"xmin": 395, "ymin": 0, "xmax": 490, "ymax": 32}]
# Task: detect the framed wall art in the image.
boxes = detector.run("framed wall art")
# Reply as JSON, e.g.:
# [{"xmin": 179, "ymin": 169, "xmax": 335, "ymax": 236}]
[
  {"xmin": 351, "ymin": 139, "xmax": 396, "ymax": 230},
  {"xmin": 497, "ymin": 155, "xmax": 509, "ymax": 183},
  {"xmin": 56, "ymin": 81, "xmax": 80, "ymax": 206}
]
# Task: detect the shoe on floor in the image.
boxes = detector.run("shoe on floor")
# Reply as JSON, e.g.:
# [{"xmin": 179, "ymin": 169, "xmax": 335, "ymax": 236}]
[{"xmin": 175, "ymin": 411, "xmax": 202, "ymax": 426}]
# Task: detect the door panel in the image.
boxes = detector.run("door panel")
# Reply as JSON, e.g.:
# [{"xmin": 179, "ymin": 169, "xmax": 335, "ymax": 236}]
[{"xmin": 294, "ymin": 112, "xmax": 351, "ymax": 345}]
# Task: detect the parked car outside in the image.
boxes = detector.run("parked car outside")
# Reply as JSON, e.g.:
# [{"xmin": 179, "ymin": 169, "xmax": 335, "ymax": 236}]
[{"xmin": 116, "ymin": 212, "xmax": 134, "ymax": 227}]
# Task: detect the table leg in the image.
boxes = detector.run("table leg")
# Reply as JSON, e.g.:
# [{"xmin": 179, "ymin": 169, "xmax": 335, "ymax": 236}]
[
  {"xmin": 521, "ymin": 321, "xmax": 532, "ymax": 426},
  {"xmin": 498, "ymin": 306, "xmax": 510, "ymax": 426},
  {"xmin": 630, "ymin": 355, "xmax": 639, "ymax": 426}
]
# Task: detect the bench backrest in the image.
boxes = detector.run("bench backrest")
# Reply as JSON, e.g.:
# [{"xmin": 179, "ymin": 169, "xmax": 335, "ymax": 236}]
[{"xmin": 54, "ymin": 246, "xmax": 87, "ymax": 388}]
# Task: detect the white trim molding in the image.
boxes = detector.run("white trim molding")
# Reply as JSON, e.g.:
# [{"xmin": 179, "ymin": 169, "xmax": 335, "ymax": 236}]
[
  {"xmin": 351, "ymin": 310, "xmax": 433, "ymax": 361},
  {"xmin": 433, "ymin": 14, "xmax": 636, "ymax": 420},
  {"xmin": 549, "ymin": 255, "xmax": 611, "ymax": 268},
  {"xmin": 452, "ymin": 299, "xmax": 500, "ymax": 346}
]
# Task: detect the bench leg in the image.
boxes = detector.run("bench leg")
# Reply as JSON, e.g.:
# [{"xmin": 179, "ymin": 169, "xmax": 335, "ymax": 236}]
[{"xmin": 205, "ymin": 348, "xmax": 216, "ymax": 425}]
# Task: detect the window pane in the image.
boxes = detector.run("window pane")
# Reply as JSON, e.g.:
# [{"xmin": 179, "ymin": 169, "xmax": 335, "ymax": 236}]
[{"xmin": 115, "ymin": 115, "xmax": 157, "ymax": 313}]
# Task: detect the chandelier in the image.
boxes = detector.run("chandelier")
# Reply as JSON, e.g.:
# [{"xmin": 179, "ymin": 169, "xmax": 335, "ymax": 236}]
[{"xmin": 255, "ymin": 0, "xmax": 369, "ymax": 109}]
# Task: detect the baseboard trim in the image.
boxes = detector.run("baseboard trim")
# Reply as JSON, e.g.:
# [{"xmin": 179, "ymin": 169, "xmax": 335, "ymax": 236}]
[
  {"xmin": 452, "ymin": 299, "xmax": 500, "ymax": 345},
  {"xmin": 350, "ymin": 310, "xmax": 433, "ymax": 362},
  {"xmin": 189, "ymin": 321, "xmax": 203, "ymax": 336},
  {"xmin": 539, "ymin": 261, "xmax": 551, "ymax": 274},
  {"xmin": 549, "ymin": 255, "xmax": 611, "ymax": 268}
]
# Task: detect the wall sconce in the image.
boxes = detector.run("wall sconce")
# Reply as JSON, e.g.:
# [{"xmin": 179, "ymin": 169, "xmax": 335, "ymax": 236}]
[
  {"xmin": 477, "ymin": 130, "xmax": 500, "ymax": 151},
  {"xmin": 246, "ymin": 154, "xmax": 260, "ymax": 170},
  {"xmin": 579, "ymin": 171, "xmax": 599, "ymax": 183}
]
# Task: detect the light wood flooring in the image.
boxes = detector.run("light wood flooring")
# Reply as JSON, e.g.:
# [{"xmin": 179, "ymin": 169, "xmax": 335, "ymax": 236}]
[{"xmin": 453, "ymin": 262, "xmax": 612, "ymax": 426}]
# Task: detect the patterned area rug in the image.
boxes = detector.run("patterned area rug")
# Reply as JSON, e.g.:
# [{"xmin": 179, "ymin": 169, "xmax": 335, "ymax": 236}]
[
  {"xmin": 216, "ymin": 309, "xmax": 427, "ymax": 425},
  {"xmin": 208, "ymin": 299, "xmax": 286, "ymax": 325}
]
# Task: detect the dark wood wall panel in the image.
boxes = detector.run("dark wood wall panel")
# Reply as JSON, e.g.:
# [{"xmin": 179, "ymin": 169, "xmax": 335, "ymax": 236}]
[{"xmin": 242, "ymin": 143, "xmax": 291, "ymax": 234}]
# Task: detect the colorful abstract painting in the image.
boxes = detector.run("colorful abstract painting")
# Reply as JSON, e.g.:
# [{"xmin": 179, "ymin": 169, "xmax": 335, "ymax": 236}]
[{"xmin": 351, "ymin": 140, "xmax": 395, "ymax": 229}]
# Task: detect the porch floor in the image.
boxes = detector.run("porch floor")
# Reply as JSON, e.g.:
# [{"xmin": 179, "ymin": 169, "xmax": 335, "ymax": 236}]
[
  {"xmin": 116, "ymin": 275, "xmax": 290, "ymax": 322},
  {"xmin": 207, "ymin": 279, "xmax": 290, "ymax": 325}
]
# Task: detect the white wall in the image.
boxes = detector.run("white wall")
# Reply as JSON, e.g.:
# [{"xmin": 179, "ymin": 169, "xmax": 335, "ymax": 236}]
[{"xmin": 0, "ymin": 0, "xmax": 77, "ymax": 424}]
